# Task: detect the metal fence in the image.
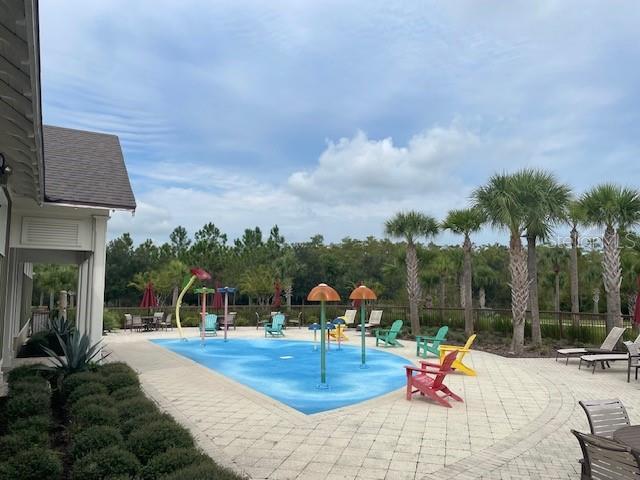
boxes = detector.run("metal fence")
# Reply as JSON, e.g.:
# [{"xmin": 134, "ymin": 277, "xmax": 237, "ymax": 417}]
[{"xmin": 99, "ymin": 304, "xmax": 637, "ymax": 344}]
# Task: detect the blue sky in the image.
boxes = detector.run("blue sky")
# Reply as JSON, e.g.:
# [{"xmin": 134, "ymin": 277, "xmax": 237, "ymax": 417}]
[{"xmin": 39, "ymin": 1, "xmax": 640, "ymax": 246}]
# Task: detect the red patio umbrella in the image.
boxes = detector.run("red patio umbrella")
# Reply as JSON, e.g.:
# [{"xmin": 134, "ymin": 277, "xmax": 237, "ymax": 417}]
[
  {"xmin": 140, "ymin": 282, "xmax": 158, "ymax": 309},
  {"xmin": 272, "ymin": 281, "xmax": 282, "ymax": 309},
  {"xmin": 351, "ymin": 282, "xmax": 363, "ymax": 309},
  {"xmin": 212, "ymin": 281, "xmax": 223, "ymax": 310},
  {"xmin": 634, "ymin": 276, "xmax": 640, "ymax": 326}
]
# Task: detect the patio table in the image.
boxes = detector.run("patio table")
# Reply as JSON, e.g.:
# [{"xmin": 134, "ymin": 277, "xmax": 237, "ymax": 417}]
[
  {"xmin": 613, "ymin": 425, "xmax": 640, "ymax": 450},
  {"xmin": 140, "ymin": 315, "xmax": 157, "ymax": 331}
]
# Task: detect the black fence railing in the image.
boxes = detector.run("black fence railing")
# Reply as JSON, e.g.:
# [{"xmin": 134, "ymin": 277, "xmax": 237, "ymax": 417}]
[{"xmin": 96, "ymin": 304, "xmax": 636, "ymax": 344}]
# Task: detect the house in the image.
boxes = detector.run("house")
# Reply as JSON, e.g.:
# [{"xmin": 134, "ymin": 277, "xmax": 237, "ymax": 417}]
[{"xmin": 0, "ymin": 0, "xmax": 136, "ymax": 371}]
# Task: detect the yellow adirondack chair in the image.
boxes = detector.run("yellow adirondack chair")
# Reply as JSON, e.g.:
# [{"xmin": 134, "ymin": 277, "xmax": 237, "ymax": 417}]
[{"xmin": 438, "ymin": 334, "xmax": 477, "ymax": 376}]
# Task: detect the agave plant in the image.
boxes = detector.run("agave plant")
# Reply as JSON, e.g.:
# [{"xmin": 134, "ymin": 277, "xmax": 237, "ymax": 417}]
[
  {"xmin": 42, "ymin": 330, "xmax": 105, "ymax": 376},
  {"xmin": 48, "ymin": 316, "xmax": 74, "ymax": 338}
]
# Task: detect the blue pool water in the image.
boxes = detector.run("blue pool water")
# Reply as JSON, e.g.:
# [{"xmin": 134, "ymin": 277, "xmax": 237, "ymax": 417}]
[{"xmin": 152, "ymin": 338, "xmax": 408, "ymax": 414}]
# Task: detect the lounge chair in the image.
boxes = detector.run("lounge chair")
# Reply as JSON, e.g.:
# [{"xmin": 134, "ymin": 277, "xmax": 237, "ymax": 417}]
[
  {"xmin": 556, "ymin": 326, "xmax": 626, "ymax": 364},
  {"xmin": 438, "ymin": 334, "xmax": 477, "ymax": 376},
  {"xmin": 416, "ymin": 326, "xmax": 448, "ymax": 358},
  {"xmin": 405, "ymin": 351, "xmax": 462, "ymax": 408},
  {"xmin": 375, "ymin": 319, "xmax": 403, "ymax": 347},
  {"xmin": 579, "ymin": 353, "xmax": 628, "ymax": 373},
  {"xmin": 204, "ymin": 314, "xmax": 218, "ymax": 336},
  {"xmin": 265, "ymin": 313, "xmax": 285, "ymax": 337},
  {"xmin": 624, "ymin": 341, "xmax": 640, "ymax": 382},
  {"xmin": 572, "ymin": 429, "xmax": 640, "ymax": 479},
  {"xmin": 358, "ymin": 310, "xmax": 383, "ymax": 333},
  {"xmin": 341, "ymin": 309, "xmax": 357, "ymax": 328},
  {"xmin": 579, "ymin": 399, "xmax": 630, "ymax": 439}
]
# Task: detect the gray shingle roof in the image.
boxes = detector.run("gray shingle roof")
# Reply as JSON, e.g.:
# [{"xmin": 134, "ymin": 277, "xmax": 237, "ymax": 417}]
[{"xmin": 43, "ymin": 125, "xmax": 136, "ymax": 210}]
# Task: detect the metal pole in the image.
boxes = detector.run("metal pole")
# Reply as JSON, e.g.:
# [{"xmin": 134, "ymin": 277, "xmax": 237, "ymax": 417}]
[
  {"xmin": 320, "ymin": 300, "xmax": 327, "ymax": 387},
  {"xmin": 200, "ymin": 291, "xmax": 206, "ymax": 346},
  {"xmin": 360, "ymin": 302, "xmax": 366, "ymax": 368},
  {"xmin": 224, "ymin": 290, "xmax": 229, "ymax": 342}
]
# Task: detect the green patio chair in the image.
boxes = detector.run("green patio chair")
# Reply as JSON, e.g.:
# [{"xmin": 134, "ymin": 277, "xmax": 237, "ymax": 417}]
[
  {"xmin": 375, "ymin": 319, "xmax": 404, "ymax": 347},
  {"xmin": 265, "ymin": 313, "xmax": 285, "ymax": 337},
  {"xmin": 204, "ymin": 314, "xmax": 218, "ymax": 336},
  {"xmin": 415, "ymin": 326, "xmax": 449, "ymax": 358}
]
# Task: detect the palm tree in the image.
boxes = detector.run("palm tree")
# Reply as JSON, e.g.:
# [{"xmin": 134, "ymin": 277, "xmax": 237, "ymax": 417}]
[
  {"xmin": 385, "ymin": 211, "xmax": 439, "ymax": 336},
  {"xmin": 580, "ymin": 184, "xmax": 640, "ymax": 331},
  {"xmin": 567, "ymin": 200, "xmax": 585, "ymax": 327},
  {"xmin": 473, "ymin": 171, "xmax": 532, "ymax": 354},
  {"xmin": 521, "ymin": 170, "xmax": 571, "ymax": 346},
  {"xmin": 442, "ymin": 208, "xmax": 485, "ymax": 335}
]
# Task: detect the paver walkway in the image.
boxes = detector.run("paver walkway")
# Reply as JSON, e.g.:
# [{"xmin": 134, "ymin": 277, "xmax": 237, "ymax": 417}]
[{"xmin": 105, "ymin": 327, "xmax": 640, "ymax": 479}]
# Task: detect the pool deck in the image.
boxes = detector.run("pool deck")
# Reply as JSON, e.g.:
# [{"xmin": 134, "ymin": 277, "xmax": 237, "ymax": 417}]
[{"xmin": 104, "ymin": 327, "xmax": 640, "ymax": 480}]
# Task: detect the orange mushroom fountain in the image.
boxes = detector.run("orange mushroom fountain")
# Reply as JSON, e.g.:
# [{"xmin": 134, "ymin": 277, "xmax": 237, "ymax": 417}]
[{"xmin": 307, "ymin": 283, "xmax": 340, "ymax": 387}]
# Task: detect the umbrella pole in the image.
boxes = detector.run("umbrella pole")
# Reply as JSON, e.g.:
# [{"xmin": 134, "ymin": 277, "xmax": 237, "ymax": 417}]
[
  {"xmin": 360, "ymin": 303, "xmax": 366, "ymax": 368},
  {"xmin": 320, "ymin": 300, "xmax": 327, "ymax": 387}
]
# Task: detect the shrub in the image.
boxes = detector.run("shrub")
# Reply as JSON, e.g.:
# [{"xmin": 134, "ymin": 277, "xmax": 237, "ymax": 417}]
[
  {"xmin": 63, "ymin": 371, "xmax": 105, "ymax": 396},
  {"xmin": 141, "ymin": 448, "xmax": 210, "ymax": 480},
  {"xmin": 117, "ymin": 396, "xmax": 157, "ymax": 422},
  {"xmin": 71, "ymin": 404, "xmax": 119, "ymax": 430},
  {"xmin": 72, "ymin": 447, "xmax": 141, "ymax": 480},
  {"xmin": 6, "ymin": 364, "xmax": 46, "ymax": 383},
  {"xmin": 71, "ymin": 426, "xmax": 124, "ymax": 459},
  {"xmin": 6, "ymin": 390, "xmax": 50, "ymax": 417},
  {"xmin": 8, "ymin": 414, "xmax": 51, "ymax": 434},
  {"xmin": 126, "ymin": 421, "xmax": 194, "ymax": 463},
  {"xmin": 121, "ymin": 412, "xmax": 174, "ymax": 437},
  {"xmin": 68, "ymin": 381, "xmax": 109, "ymax": 404},
  {"xmin": 9, "ymin": 376, "xmax": 50, "ymax": 395},
  {"xmin": 161, "ymin": 461, "xmax": 240, "ymax": 480},
  {"xmin": 99, "ymin": 362, "xmax": 135, "ymax": 377},
  {"xmin": 103, "ymin": 371, "xmax": 139, "ymax": 393},
  {"xmin": 0, "ymin": 447, "xmax": 63, "ymax": 480},
  {"xmin": 71, "ymin": 393, "xmax": 116, "ymax": 414},
  {"xmin": 111, "ymin": 386, "xmax": 142, "ymax": 401},
  {"xmin": 103, "ymin": 309, "xmax": 121, "ymax": 331},
  {"xmin": 0, "ymin": 430, "xmax": 49, "ymax": 460}
]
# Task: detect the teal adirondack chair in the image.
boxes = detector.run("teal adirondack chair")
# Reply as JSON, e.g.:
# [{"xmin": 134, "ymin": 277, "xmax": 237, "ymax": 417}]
[
  {"xmin": 415, "ymin": 326, "xmax": 449, "ymax": 358},
  {"xmin": 204, "ymin": 314, "xmax": 218, "ymax": 336},
  {"xmin": 265, "ymin": 313, "xmax": 285, "ymax": 337},
  {"xmin": 375, "ymin": 320, "xmax": 404, "ymax": 347}
]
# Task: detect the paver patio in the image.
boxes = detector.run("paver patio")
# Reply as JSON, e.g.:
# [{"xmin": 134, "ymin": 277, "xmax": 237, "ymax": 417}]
[{"xmin": 104, "ymin": 327, "xmax": 640, "ymax": 479}]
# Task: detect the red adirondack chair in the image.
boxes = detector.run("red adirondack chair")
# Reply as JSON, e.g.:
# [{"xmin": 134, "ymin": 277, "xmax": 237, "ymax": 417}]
[{"xmin": 404, "ymin": 350, "xmax": 463, "ymax": 408}]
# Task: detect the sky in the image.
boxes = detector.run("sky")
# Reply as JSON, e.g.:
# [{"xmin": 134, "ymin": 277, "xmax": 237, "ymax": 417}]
[{"xmin": 39, "ymin": 1, "xmax": 640, "ymax": 247}]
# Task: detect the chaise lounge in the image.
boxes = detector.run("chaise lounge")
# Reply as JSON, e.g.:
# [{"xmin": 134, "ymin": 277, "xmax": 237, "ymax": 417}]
[{"xmin": 556, "ymin": 326, "xmax": 626, "ymax": 364}]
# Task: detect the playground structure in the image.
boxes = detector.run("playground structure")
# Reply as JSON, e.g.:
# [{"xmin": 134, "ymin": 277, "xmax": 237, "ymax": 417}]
[
  {"xmin": 176, "ymin": 268, "xmax": 211, "ymax": 340},
  {"xmin": 217, "ymin": 286, "xmax": 237, "ymax": 342},
  {"xmin": 349, "ymin": 285, "xmax": 378, "ymax": 368}
]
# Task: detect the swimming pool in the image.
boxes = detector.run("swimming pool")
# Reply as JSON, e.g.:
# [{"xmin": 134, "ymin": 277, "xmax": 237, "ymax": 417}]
[{"xmin": 152, "ymin": 338, "xmax": 408, "ymax": 414}]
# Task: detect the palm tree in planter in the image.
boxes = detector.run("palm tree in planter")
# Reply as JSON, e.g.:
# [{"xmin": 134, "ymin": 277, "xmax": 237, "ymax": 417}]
[
  {"xmin": 580, "ymin": 184, "xmax": 640, "ymax": 331},
  {"xmin": 567, "ymin": 200, "xmax": 585, "ymax": 328},
  {"xmin": 384, "ymin": 211, "xmax": 439, "ymax": 336},
  {"xmin": 521, "ymin": 171, "xmax": 571, "ymax": 346},
  {"xmin": 442, "ymin": 208, "xmax": 485, "ymax": 336},
  {"xmin": 473, "ymin": 171, "xmax": 534, "ymax": 354}
]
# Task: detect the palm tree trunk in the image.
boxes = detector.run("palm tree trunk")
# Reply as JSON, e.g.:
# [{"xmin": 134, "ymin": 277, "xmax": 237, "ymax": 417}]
[
  {"xmin": 39, "ymin": 291, "xmax": 44, "ymax": 307},
  {"xmin": 172, "ymin": 286, "xmax": 179, "ymax": 306},
  {"xmin": 602, "ymin": 226, "xmax": 623, "ymax": 331},
  {"xmin": 593, "ymin": 288, "xmax": 600, "ymax": 313},
  {"xmin": 554, "ymin": 271, "xmax": 561, "ymax": 314},
  {"xmin": 527, "ymin": 234, "xmax": 541, "ymax": 346},
  {"xmin": 285, "ymin": 285, "xmax": 293, "ymax": 309},
  {"xmin": 463, "ymin": 235, "xmax": 473, "ymax": 336},
  {"xmin": 49, "ymin": 290, "xmax": 54, "ymax": 310},
  {"xmin": 479, "ymin": 288, "xmax": 486, "ymax": 309},
  {"xmin": 406, "ymin": 242, "xmax": 421, "ymax": 336},
  {"xmin": 510, "ymin": 235, "xmax": 528, "ymax": 355},
  {"xmin": 570, "ymin": 226, "xmax": 580, "ymax": 327}
]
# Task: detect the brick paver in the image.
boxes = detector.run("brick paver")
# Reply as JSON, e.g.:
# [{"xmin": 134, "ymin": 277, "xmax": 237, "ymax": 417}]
[{"xmin": 105, "ymin": 327, "xmax": 640, "ymax": 479}]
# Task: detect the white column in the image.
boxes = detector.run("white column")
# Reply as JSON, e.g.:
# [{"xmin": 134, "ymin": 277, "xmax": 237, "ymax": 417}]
[{"xmin": 1, "ymin": 249, "xmax": 22, "ymax": 370}]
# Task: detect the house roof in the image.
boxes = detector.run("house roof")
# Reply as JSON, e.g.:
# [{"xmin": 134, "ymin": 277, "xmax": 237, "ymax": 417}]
[{"xmin": 43, "ymin": 125, "xmax": 136, "ymax": 211}]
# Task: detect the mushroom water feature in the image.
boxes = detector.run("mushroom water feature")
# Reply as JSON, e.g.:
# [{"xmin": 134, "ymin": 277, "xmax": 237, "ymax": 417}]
[
  {"xmin": 217, "ymin": 286, "xmax": 236, "ymax": 342},
  {"xmin": 307, "ymin": 283, "xmax": 340, "ymax": 388},
  {"xmin": 349, "ymin": 285, "xmax": 378, "ymax": 368},
  {"xmin": 176, "ymin": 268, "xmax": 211, "ymax": 340}
]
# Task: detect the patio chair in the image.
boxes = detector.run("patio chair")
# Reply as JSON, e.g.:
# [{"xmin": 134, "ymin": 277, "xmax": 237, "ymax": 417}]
[
  {"xmin": 221, "ymin": 312, "xmax": 236, "ymax": 330},
  {"xmin": 358, "ymin": 310, "xmax": 383, "ymax": 333},
  {"xmin": 152, "ymin": 311, "xmax": 164, "ymax": 330},
  {"xmin": 124, "ymin": 313, "xmax": 133, "ymax": 331},
  {"xmin": 438, "ymin": 334, "xmax": 477, "ymax": 376},
  {"xmin": 624, "ymin": 341, "xmax": 640, "ymax": 383},
  {"xmin": 255, "ymin": 312, "xmax": 269, "ymax": 330},
  {"xmin": 286, "ymin": 311, "xmax": 303, "ymax": 328},
  {"xmin": 375, "ymin": 319, "xmax": 404, "ymax": 347},
  {"xmin": 159, "ymin": 313, "xmax": 172, "ymax": 331},
  {"xmin": 341, "ymin": 309, "xmax": 357, "ymax": 328},
  {"xmin": 579, "ymin": 399, "xmax": 630, "ymax": 439},
  {"xmin": 556, "ymin": 326, "xmax": 626, "ymax": 364},
  {"xmin": 204, "ymin": 314, "xmax": 218, "ymax": 336},
  {"xmin": 265, "ymin": 313, "xmax": 285, "ymax": 337},
  {"xmin": 572, "ymin": 429, "xmax": 640, "ymax": 480},
  {"xmin": 416, "ymin": 326, "xmax": 449, "ymax": 358},
  {"xmin": 405, "ymin": 350, "xmax": 462, "ymax": 408},
  {"xmin": 131, "ymin": 315, "xmax": 144, "ymax": 332}
]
